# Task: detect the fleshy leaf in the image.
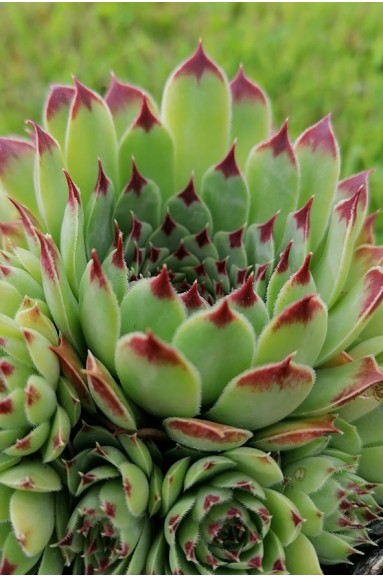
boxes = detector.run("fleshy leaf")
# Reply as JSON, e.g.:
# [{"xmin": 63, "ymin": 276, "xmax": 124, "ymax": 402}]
[
  {"xmin": 208, "ymin": 354, "xmax": 314, "ymax": 430},
  {"xmin": 44, "ymin": 85, "xmax": 74, "ymax": 148},
  {"xmin": 163, "ymin": 418, "xmax": 252, "ymax": 451},
  {"xmin": 255, "ymin": 294, "xmax": 327, "ymax": 366},
  {"xmin": 0, "ymin": 461, "xmax": 62, "ymax": 492},
  {"xmin": 173, "ymin": 299, "xmax": 255, "ymax": 406},
  {"xmin": 0, "ymin": 138, "xmax": 38, "ymax": 217},
  {"xmin": 162, "ymin": 42, "xmax": 230, "ymax": 191},
  {"xmin": 9, "ymin": 491, "xmax": 54, "ymax": 556},
  {"xmin": 116, "ymin": 330, "xmax": 201, "ymax": 417}
]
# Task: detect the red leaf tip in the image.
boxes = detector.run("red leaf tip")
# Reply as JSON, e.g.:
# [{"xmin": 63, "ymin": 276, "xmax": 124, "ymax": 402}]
[
  {"xmin": 175, "ymin": 41, "xmax": 224, "ymax": 83},
  {"xmin": 336, "ymin": 188, "xmax": 361, "ymax": 226},
  {"xmin": 134, "ymin": 97, "xmax": 160, "ymax": 133},
  {"xmin": 229, "ymin": 274, "xmax": 258, "ymax": 308},
  {"xmin": 292, "ymin": 253, "xmax": 313, "ymax": 286},
  {"xmin": 105, "ymin": 73, "xmax": 143, "ymax": 114},
  {"xmin": 215, "ymin": 142, "xmax": 240, "ymax": 179},
  {"xmin": 90, "ymin": 249, "xmax": 107, "ymax": 289},
  {"xmin": 45, "ymin": 84, "xmax": 75, "ymax": 122},
  {"xmin": 276, "ymin": 240, "xmax": 294, "ymax": 273},
  {"xmin": 130, "ymin": 330, "xmax": 180, "ymax": 365},
  {"xmin": 72, "ymin": 78, "xmax": 102, "ymax": 119},
  {"xmin": 180, "ymin": 281, "xmax": 205, "ymax": 311},
  {"xmin": 257, "ymin": 120, "xmax": 296, "ymax": 166},
  {"xmin": 296, "ymin": 114, "xmax": 338, "ymax": 158},
  {"xmin": 208, "ymin": 299, "xmax": 236, "ymax": 327},
  {"xmin": 0, "ymin": 138, "xmax": 34, "ymax": 176},
  {"xmin": 95, "ymin": 159, "xmax": 111, "ymax": 196},
  {"xmin": 258, "ymin": 213, "xmax": 279, "ymax": 244},
  {"xmin": 293, "ymin": 196, "xmax": 313, "ymax": 239},
  {"xmin": 125, "ymin": 159, "xmax": 148, "ymax": 196},
  {"xmin": 150, "ymin": 265, "xmax": 174, "ymax": 299},
  {"xmin": 178, "ymin": 177, "xmax": 200, "ymax": 206},
  {"xmin": 230, "ymin": 65, "xmax": 267, "ymax": 104},
  {"xmin": 63, "ymin": 170, "xmax": 81, "ymax": 206},
  {"xmin": 26, "ymin": 120, "xmax": 57, "ymax": 155}
]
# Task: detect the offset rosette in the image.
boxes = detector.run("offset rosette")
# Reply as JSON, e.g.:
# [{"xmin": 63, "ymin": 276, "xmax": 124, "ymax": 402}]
[
  {"xmin": 146, "ymin": 448, "xmax": 322, "ymax": 574},
  {"xmin": 0, "ymin": 461, "xmax": 66, "ymax": 574},
  {"xmin": 57, "ymin": 424, "xmax": 153, "ymax": 574},
  {"xmin": 281, "ymin": 437, "xmax": 382, "ymax": 566}
]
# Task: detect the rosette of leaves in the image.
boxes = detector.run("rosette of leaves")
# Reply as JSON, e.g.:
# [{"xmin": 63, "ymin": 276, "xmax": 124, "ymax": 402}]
[{"xmin": 0, "ymin": 43, "xmax": 383, "ymax": 573}]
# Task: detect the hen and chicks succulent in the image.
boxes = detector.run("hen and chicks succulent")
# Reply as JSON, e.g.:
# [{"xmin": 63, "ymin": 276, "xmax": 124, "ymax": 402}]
[{"xmin": 0, "ymin": 43, "xmax": 383, "ymax": 574}]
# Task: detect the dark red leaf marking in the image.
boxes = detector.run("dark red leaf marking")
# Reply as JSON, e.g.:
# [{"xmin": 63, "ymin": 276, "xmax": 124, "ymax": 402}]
[
  {"xmin": 175, "ymin": 41, "xmax": 223, "ymax": 82},
  {"xmin": 167, "ymin": 418, "xmax": 247, "ymax": 444},
  {"xmin": 180, "ymin": 281, "xmax": 205, "ymax": 311},
  {"xmin": 168, "ymin": 515, "xmax": 180, "ymax": 533},
  {"xmin": 105, "ymin": 74, "xmax": 143, "ymax": 114},
  {"xmin": 237, "ymin": 354, "xmax": 312, "ymax": 391},
  {"xmin": 215, "ymin": 142, "xmax": 240, "ymax": 179},
  {"xmin": 0, "ymin": 558, "xmax": 17, "ymax": 574},
  {"xmin": 293, "ymin": 197, "xmax": 313, "ymax": 239},
  {"xmin": 0, "ymin": 360, "xmax": 14, "ymax": 378},
  {"xmin": 336, "ymin": 188, "xmax": 360, "ymax": 226},
  {"xmin": 174, "ymin": 243, "xmax": 191, "ymax": 261},
  {"xmin": 161, "ymin": 212, "xmax": 177, "ymax": 236},
  {"xmin": 149, "ymin": 244, "xmax": 161, "ymax": 263},
  {"xmin": 27, "ymin": 121, "xmax": 56, "ymax": 155},
  {"xmin": 258, "ymin": 213, "xmax": 278, "ymax": 243},
  {"xmin": 331, "ymin": 356, "xmax": 383, "ymax": 405},
  {"xmin": 178, "ymin": 177, "xmax": 199, "ymax": 206},
  {"xmin": 255, "ymin": 262, "xmax": 269, "ymax": 282},
  {"xmin": 86, "ymin": 363, "xmax": 125, "ymax": 418},
  {"xmin": 229, "ymin": 273, "xmax": 257, "ymax": 308},
  {"xmin": 129, "ymin": 215, "xmax": 143, "ymax": 241},
  {"xmin": 64, "ymin": 170, "xmax": 81, "ymax": 207},
  {"xmin": 272, "ymin": 294, "xmax": 323, "ymax": 330},
  {"xmin": 272, "ymin": 559, "xmax": 287, "ymax": 573},
  {"xmin": 184, "ymin": 541, "xmax": 196, "ymax": 561},
  {"xmin": 14, "ymin": 435, "xmax": 31, "ymax": 450},
  {"xmin": 0, "ymin": 138, "xmax": 34, "ymax": 177},
  {"xmin": 275, "ymin": 240, "xmax": 293, "ymax": 273},
  {"xmin": 72, "ymin": 78, "xmax": 102, "ymax": 119},
  {"xmin": 111, "ymin": 231, "xmax": 125, "ymax": 270},
  {"xmin": 291, "ymin": 510, "xmax": 303, "ymax": 527},
  {"xmin": 150, "ymin": 266, "xmax": 174, "ymax": 299},
  {"xmin": 208, "ymin": 522, "xmax": 220, "ymax": 537},
  {"xmin": 129, "ymin": 330, "xmax": 182, "ymax": 365},
  {"xmin": 229, "ymin": 226, "xmax": 244, "ymax": 248},
  {"xmin": 208, "ymin": 299, "xmax": 236, "ymax": 327},
  {"xmin": 94, "ymin": 159, "xmax": 110, "ymax": 196},
  {"xmin": 134, "ymin": 97, "xmax": 160, "ymax": 132},
  {"xmin": 296, "ymin": 114, "xmax": 338, "ymax": 158},
  {"xmin": 90, "ymin": 249, "xmax": 108, "ymax": 289},
  {"xmin": 195, "ymin": 227, "xmax": 210, "ymax": 248},
  {"xmin": 359, "ymin": 267, "xmax": 383, "ymax": 319},
  {"xmin": 249, "ymin": 556, "xmax": 263, "ymax": 569},
  {"xmin": 216, "ymin": 258, "xmax": 227, "ymax": 276},
  {"xmin": 125, "ymin": 159, "xmax": 148, "ymax": 196},
  {"xmin": 291, "ymin": 253, "xmax": 312, "ymax": 286},
  {"xmin": 46, "ymin": 85, "xmax": 74, "ymax": 121},
  {"xmin": 230, "ymin": 65, "xmax": 267, "ymax": 104},
  {"xmin": 0, "ymin": 398, "xmax": 13, "ymax": 414},
  {"xmin": 79, "ymin": 473, "xmax": 96, "ymax": 486},
  {"xmin": 104, "ymin": 501, "xmax": 116, "ymax": 518},
  {"xmin": 204, "ymin": 494, "xmax": 220, "ymax": 511},
  {"xmin": 256, "ymin": 120, "xmax": 296, "ymax": 166}
]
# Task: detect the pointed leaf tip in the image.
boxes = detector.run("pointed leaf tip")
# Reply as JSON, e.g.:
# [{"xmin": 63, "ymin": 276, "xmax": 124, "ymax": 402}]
[
  {"xmin": 45, "ymin": 85, "xmax": 75, "ymax": 121},
  {"xmin": 26, "ymin": 121, "xmax": 57, "ymax": 155},
  {"xmin": 293, "ymin": 196, "xmax": 313, "ymax": 239},
  {"xmin": 72, "ymin": 78, "xmax": 102, "ymax": 119},
  {"xmin": 258, "ymin": 213, "xmax": 279, "ymax": 243},
  {"xmin": 273, "ymin": 294, "xmax": 324, "ymax": 330},
  {"xmin": 276, "ymin": 241, "xmax": 294, "ymax": 273},
  {"xmin": 0, "ymin": 138, "xmax": 34, "ymax": 176},
  {"xmin": 229, "ymin": 226, "xmax": 244, "ymax": 248},
  {"xmin": 150, "ymin": 265, "xmax": 174, "ymax": 299},
  {"xmin": 105, "ymin": 74, "xmax": 143, "ymax": 114},
  {"xmin": 63, "ymin": 169, "xmax": 81, "ymax": 207},
  {"xmin": 128, "ymin": 330, "xmax": 183, "ymax": 365},
  {"xmin": 292, "ymin": 253, "xmax": 313, "ymax": 285},
  {"xmin": 230, "ymin": 65, "xmax": 267, "ymax": 103},
  {"xmin": 336, "ymin": 188, "xmax": 361, "ymax": 226},
  {"xmin": 178, "ymin": 177, "xmax": 199, "ymax": 206},
  {"xmin": 133, "ymin": 97, "xmax": 160, "ymax": 132},
  {"xmin": 95, "ymin": 159, "xmax": 111, "ymax": 195},
  {"xmin": 180, "ymin": 282, "xmax": 206, "ymax": 310},
  {"xmin": 229, "ymin": 274, "xmax": 258, "ymax": 308},
  {"xmin": 125, "ymin": 159, "xmax": 148, "ymax": 195},
  {"xmin": 90, "ymin": 249, "xmax": 107, "ymax": 289},
  {"xmin": 175, "ymin": 41, "xmax": 224, "ymax": 82},
  {"xmin": 257, "ymin": 120, "xmax": 296, "ymax": 165},
  {"xmin": 207, "ymin": 299, "xmax": 236, "ymax": 327},
  {"xmin": 296, "ymin": 114, "xmax": 338, "ymax": 158},
  {"xmin": 215, "ymin": 142, "xmax": 240, "ymax": 178}
]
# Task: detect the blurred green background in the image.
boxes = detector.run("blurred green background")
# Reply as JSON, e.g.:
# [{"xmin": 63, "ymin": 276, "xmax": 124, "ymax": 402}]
[{"xmin": 1, "ymin": 2, "xmax": 383, "ymax": 232}]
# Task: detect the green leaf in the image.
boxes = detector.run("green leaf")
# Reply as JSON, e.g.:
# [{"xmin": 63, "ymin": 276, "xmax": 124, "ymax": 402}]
[
  {"xmin": 164, "ymin": 418, "xmax": 252, "ymax": 451},
  {"xmin": 0, "ymin": 461, "xmax": 62, "ymax": 492},
  {"xmin": 10, "ymin": 491, "xmax": 54, "ymax": 556}
]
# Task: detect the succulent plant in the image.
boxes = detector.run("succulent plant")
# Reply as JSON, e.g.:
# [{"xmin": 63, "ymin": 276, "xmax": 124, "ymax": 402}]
[{"xmin": 1, "ymin": 43, "xmax": 383, "ymax": 574}]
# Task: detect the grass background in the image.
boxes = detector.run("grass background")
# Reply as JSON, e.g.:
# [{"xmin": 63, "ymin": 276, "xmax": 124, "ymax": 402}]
[{"xmin": 1, "ymin": 2, "xmax": 383, "ymax": 234}]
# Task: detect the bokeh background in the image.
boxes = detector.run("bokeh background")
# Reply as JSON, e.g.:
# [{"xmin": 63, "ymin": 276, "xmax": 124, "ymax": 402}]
[{"xmin": 1, "ymin": 2, "xmax": 383, "ymax": 232}]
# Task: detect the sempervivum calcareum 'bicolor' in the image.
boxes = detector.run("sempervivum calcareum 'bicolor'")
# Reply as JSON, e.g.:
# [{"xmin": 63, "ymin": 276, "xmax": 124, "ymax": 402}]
[{"xmin": 0, "ymin": 43, "xmax": 383, "ymax": 574}]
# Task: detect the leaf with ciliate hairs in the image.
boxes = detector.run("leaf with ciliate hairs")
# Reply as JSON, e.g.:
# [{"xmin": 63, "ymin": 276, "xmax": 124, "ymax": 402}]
[{"xmin": 163, "ymin": 418, "xmax": 252, "ymax": 452}]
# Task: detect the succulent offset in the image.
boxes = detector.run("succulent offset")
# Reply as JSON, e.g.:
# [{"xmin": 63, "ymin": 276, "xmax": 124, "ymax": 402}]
[{"xmin": 0, "ymin": 42, "xmax": 383, "ymax": 574}]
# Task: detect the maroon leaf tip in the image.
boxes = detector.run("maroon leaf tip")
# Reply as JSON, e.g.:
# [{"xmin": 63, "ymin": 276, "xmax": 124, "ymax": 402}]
[
  {"xmin": 208, "ymin": 299, "xmax": 236, "ymax": 327},
  {"xmin": 273, "ymin": 294, "xmax": 322, "ymax": 330},
  {"xmin": 95, "ymin": 159, "xmax": 111, "ymax": 196},
  {"xmin": 90, "ymin": 249, "xmax": 107, "ymax": 289},
  {"xmin": 175, "ymin": 41, "xmax": 223, "ymax": 82},
  {"xmin": 111, "ymin": 230, "xmax": 125, "ymax": 270},
  {"xmin": 130, "ymin": 330, "xmax": 180, "ymax": 365},
  {"xmin": 37, "ymin": 232, "xmax": 59, "ymax": 282},
  {"xmin": 129, "ymin": 214, "xmax": 143, "ymax": 241},
  {"xmin": 105, "ymin": 73, "xmax": 143, "ymax": 114},
  {"xmin": 174, "ymin": 243, "xmax": 192, "ymax": 261},
  {"xmin": 46, "ymin": 85, "xmax": 75, "ymax": 121},
  {"xmin": 257, "ymin": 120, "xmax": 296, "ymax": 165},
  {"xmin": 63, "ymin": 170, "xmax": 81, "ymax": 206},
  {"xmin": 133, "ymin": 97, "xmax": 160, "ymax": 133},
  {"xmin": 161, "ymin": 212, "xmax": 177, "ymax": 236},
  {"xmin": 125, "ymin": 159, "xmax": 148, "ymax": 196},
  {"xmin": 258, "ymin": 213, "xmax": 279, "ymax": 244},
  {"xmin": 229, "ymin": 274, "xmax": 257, "ymax": 308},
  {"xmin": 276, "ymin": 240, "xmax": 293, "ymax": 273},
  {"xmin": 195, "ymin": 227, "xmax": 211, "ymax": 248},
  {"xmin": 216, "ymin": 258, "xmax": 228, "ymax": 276},
  {"xmin": 7, "ymin": 197, "xmax": 39, "ymax": 237},
  {"xmin": 293, "ymin": 196, "xmax": 313, "ymax": 239},
  {"xmin": 0, "ymin": 138, "xmax": 34, "ymax": 176},
  {"xmin": 178, "ymin": 177, "xmax": 199, "ymax": 206},
  {"xmin": 150, "ymin": 265, "xmax": 174, "ymax": 299},
  {"xmin": 230, "ymin": 65, "xmax": 267, "ymax": 104},
  {"xmin": 296, "ymin": 114, "xmax": 338, "ymax": 158},
  {"xmin": 255, "ymin": 262, "xmax": 269, "ymax": 282},
  {"xmin": 215, "ymin": 142, "xmax": 240, "ymax": 179},
  {"xmin": 360, "ymin": 268, "xmax": 383, "ymax": 319},
  {"xmin": 180, "ymin": 281, "xmax": 205, "ymax": 310},
  {"xmin": 292, "ymin": 253, "xmax": 313, "ymax": 286},
  {"xmin": 336, "ymin": 188, "xmax": 361, "ymax": 226},
  {"xmin": 338, "ymin": 169, "xmax": 372, "ymax": 211},
  {"xmin": 229, "ymin": 226, "xmax": 244, "ymax": 248},
  {"xmin": 72, "ymin": 78, "xmax": 102, "ymax": 119},
  {"xmin": 27, "ymin": 120, "xmax": 57, "ymax": 155}
]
